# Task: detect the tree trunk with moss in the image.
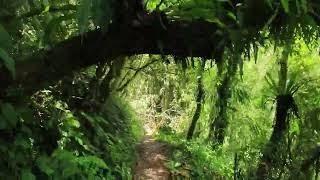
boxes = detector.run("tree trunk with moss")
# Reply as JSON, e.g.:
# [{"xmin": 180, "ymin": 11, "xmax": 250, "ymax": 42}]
[
  {"xmin": 187, "ymin": 61, "xmax": 205, "ymax": 140},
  {"xmin": 256, "ymin": 45, "xmax": 297, "ymax": 179},
  {"xmin": 208, "ymin": 55, "xmax": 238, "ymax": 145}
]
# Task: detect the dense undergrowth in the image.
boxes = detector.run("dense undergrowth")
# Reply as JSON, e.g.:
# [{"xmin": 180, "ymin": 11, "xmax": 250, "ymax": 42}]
[
  {"xmin": 155, "ymin": 130, "xmax": 233, "ymax": 179},
  {"xmin": 0, "ymin": 91, "xmax": 143, "ymax": 179}
]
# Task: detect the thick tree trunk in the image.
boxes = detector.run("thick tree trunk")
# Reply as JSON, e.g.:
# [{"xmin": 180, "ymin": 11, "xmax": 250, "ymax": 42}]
[
  {"xmin": 186, "ymin": 61, "xmax": 205, "ymax": 140},
  {"xmin": 256, "ymin": 46, "xmax": 292, "ymax": 179},
  {"xmin": 0, "ymin": 17, "xmax": 223, "ymax": 99},
  {"xmin": 256, "ymin": 94, "xmax": 293, "ymax": 179},
  {"xmin": 208, "ymin": 56, "xmax": 238, "ymax": 145},
  {"xmin": 209, "ymin": 77, "xmax": 230, "ymax": 145}
]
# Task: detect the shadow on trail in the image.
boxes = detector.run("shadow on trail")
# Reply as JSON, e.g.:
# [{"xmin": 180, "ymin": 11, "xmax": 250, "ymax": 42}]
[{"xmin": 133, "ymin": 136, "xmax": 171, "ymax": 180}]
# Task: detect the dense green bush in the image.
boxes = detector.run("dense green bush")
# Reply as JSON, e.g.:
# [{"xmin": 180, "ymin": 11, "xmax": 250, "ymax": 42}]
[{"xmin": 0, "ymin": 93, "xmax": 143, "ymax": 179}]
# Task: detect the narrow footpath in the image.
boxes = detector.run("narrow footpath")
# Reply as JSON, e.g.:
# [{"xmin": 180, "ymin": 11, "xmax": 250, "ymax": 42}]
[{"xmin": 133, "ymin": 122, "xmax": 172, "ymax": 180}]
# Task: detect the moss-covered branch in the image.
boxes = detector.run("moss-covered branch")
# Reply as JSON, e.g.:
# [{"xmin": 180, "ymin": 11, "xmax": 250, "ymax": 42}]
[{"xmin": 0, "ymin": 17, "xmax": 223, "ymax": 98}]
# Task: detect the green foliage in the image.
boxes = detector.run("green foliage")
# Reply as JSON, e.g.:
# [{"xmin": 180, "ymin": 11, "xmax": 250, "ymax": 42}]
[
  {"xmin": 44, "ymin": 14, "xmax": 76, "ymax": 45},
  {"xmin": 35, "ymin": 149, "xmax": 111, "ymax": 179},
  {"xmin": 0, "ymin": 24, "xmax": 12, "ymax": 50},
  {"xmin": 0, "ymin": 103, "xmax": 19, "ymax": 128},
  {"xmin": 0, "ymin": 48, "xmax": 15, "ymax": 78},
  {"xmin": 2, "ymin": 0, "xmax": 320, "ymax": 179},
  {"xmin": 0, "ymin": 24, "xmax": 15, "ymax": 77},
  {"xmin": 77, "ymin": 0, "xmax": 113, "ymax": 34},
  {"xmin": 92, "ymin": 0, "xmax": 113, "ymax": 30},
  {"xmin": 156, "ymin": 132, "xmax": 233, "ymax": 179},
  {"xmin": 77, "ymin": 0, "xmax": 91, "ymax": 34},
  {"xmin": 0, "ymin": 87, "xmax": 142, "ymax": 179},
  {"xmin": 280, "ymin": 0, "xmax": 290, "ymax": 13}
]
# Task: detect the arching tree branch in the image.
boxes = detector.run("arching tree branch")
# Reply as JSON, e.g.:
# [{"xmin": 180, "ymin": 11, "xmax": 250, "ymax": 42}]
[{"xmin": 0, "ymin": 16, "xmax": 223, "ymax": 99}]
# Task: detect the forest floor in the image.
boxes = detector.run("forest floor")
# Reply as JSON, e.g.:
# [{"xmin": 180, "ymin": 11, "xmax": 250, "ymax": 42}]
[{"xmin": 133, "ymin": 123, "xmax": 171, "ymax": 180}]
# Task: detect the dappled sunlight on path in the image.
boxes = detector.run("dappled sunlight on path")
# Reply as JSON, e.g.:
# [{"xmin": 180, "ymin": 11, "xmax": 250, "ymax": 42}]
[{"xmin": 133, "ymin": 137, "xmax": 171, "ymax": 180}]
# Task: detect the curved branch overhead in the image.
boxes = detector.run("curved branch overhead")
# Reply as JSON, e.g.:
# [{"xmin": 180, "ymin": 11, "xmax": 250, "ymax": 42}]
[
  {"xmin": 0, "ymin": 17, "xmax": 222, "ymax": 98},
  {"xmin": 1, "ymin": 0, "xmax": 320, "ymax": 98}
]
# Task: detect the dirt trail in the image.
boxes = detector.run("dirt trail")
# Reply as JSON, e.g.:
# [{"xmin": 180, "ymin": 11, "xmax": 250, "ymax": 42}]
[{"xmin": 133, "ymin": 136, "xmax": 171, "ymax": 180}]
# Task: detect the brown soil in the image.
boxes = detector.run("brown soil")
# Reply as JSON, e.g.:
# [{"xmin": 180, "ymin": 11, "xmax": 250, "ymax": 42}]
[{"xmin": 133, "ymin": 136, "xmax": 171, "ymax": 180}]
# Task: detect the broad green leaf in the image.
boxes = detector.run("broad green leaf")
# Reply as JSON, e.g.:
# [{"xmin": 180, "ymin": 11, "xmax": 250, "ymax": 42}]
[
  {"xmin": 210, "ymin": 19, "xmax": 225, "ymax": 29},
  {"xmin": 0, "ymin": 48, "xmax": 15, "ymax": 78},
  {"xmin": 0, "ymin": 114, "xmax": 8, "ymax": 130},
  {"xmin": 174, "ymin": 162, "xmax": 182, "ymax": 167},
  {"xmin": 281, "ymin": 0, "xmax": 289, "ymax": 13},
  {"xmin": 0, "ymin": 24, "xmax": 12, "ymax": 50},
  {"xmin": 300, "ymin": 0, "xmax": 307, "ymax": 13},
  {"xmin": 227, "ymin": 11, "xmax": 237, "ymax": 22},
  {"xmin": 290, "ymin": 120, "xmax": 300, "ymax": 134},
  {"xmin": 14, "ymin": 134, "xmax": 30, "ymax": 148},
  {"xmin": 42, "ymin": 0, "xmax": 50, "ymax": 13},
  {"xmin": 66, "ymin": 117, "xmax": 80, "ymax": 128},
  {"xmin": 42, "ymin": 5, "xmax": 50, "ymax": 13},
  {"xmin": 36, "ymin": 156, "xmax": 55, "ymax": 175},
  {"xmin": 77, "ymin": 0, "xmax": 92, "ymax": 34},
  {"xmin": 1, "ymin": 103, "xmax": 19, "ymax": 127}
]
